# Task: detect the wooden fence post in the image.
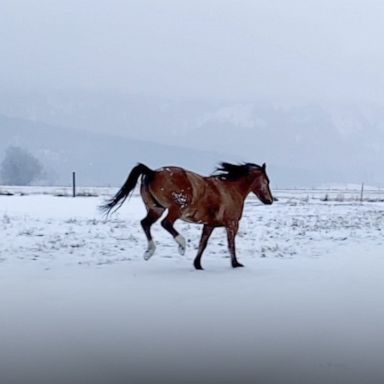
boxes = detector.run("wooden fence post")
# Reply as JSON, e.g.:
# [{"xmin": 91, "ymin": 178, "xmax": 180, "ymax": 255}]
[
  {"xmin": 72, "ymin": 171, "xmax": 76, "ymax": 198},
  {"xmin": 360, "ymin": 182, "xmax": 364, "ymax": 202}
]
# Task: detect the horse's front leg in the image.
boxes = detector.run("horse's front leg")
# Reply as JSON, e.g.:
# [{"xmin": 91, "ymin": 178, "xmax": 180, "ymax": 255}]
[
  {"xmin": 226, "ymin": 221, "xmax": 244, "ymax": 268},
  {"xmin": 161, "ymin": 208, "xmax": 186, "ymax": 255},
  {"xmin": 193, "ymin": 225, "xmax": 214, "ymax": 270}
]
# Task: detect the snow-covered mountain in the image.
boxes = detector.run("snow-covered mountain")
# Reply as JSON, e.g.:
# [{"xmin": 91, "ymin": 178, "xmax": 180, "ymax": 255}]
[
  {"xmin": 0, "ymin": 114, "xmax": 228, "ymax": 187},
  {"xmin": 1, "ymin": 91, "xmax": 383, "ymax": 187}
]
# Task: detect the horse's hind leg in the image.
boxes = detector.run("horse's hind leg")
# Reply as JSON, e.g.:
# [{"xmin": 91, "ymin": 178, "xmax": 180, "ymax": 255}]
[
  {"xmin": 161, "ymin": 208, "xmax": 186, "ymax": 255},
  {"xmin": 140, "ymin": 185, "xmax": 165, "ymax": 260},
  {"xmin": 141, "ymin": 207, "xmax": 164, "ymax": 260}
]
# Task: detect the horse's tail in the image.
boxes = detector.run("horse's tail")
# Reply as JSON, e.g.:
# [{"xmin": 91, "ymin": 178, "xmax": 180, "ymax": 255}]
[{"xmin": 100, "ymin": 163, "xmax": 155, "ymax": 216}]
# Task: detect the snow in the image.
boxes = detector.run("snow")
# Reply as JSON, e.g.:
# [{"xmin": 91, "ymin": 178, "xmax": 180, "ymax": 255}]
[{"xmin": 1, "ymin": 191, "xmax": 384, "ymax": 384}]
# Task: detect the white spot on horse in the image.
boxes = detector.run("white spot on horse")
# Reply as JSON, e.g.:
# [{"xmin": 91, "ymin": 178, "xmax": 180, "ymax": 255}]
[{"xmin": 171, "ymin": 192, "xmax": 188, "ymax": 208}]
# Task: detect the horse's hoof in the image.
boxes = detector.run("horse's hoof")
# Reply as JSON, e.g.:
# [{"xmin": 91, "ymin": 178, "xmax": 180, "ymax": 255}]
[
  {"xmin": 143, "ymin": 250, "xmax": 154, "ymax": 260},
  {"xmin": 193, "ymin": 260, "xmax": 203, "ymax": 270},
  {"xmin": 232, "ymin": 261, "xmax": 244, "ymax": 268},
  {"xmin": 178, "ymin": 245, "xmax": 186, "ymax": 256},
  {"xmin": 143, "ymin": 242, "xmax": 156, "ymax": 260},
  {"xmin": 175, "ymin": 235, "xmax": 186, "ymax": 255}
]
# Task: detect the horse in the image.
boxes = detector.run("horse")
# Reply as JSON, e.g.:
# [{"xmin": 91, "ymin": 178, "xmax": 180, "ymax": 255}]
[{"xmin": 100, "ymin": 162, "xmax": 273, "ymax": 270}]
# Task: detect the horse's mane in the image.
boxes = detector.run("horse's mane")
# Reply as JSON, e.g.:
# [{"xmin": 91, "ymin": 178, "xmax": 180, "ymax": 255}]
[{"xmin": 212, "ymin": 162, "xmax": 262, "ymax": 180}]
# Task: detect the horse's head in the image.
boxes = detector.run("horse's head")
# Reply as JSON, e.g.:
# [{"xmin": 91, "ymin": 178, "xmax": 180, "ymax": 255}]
[{"xmin": 250, "ymin": 163, "xmax": 273, "ymax": 205}]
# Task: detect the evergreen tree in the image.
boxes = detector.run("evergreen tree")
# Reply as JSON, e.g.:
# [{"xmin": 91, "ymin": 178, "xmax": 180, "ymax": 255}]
[{"xmin": 1, "ymin": 146, "xmax": 43, "ymax": 185}]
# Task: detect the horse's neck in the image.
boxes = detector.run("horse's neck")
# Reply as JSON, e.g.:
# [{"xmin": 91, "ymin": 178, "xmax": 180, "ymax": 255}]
[
  {"xmin": 216, "ymin": 177, "xmax": 253, "ymax": 201},
  {"xmin": 236, "ymin": 176, "xmax": 256, "ymax": 197}
]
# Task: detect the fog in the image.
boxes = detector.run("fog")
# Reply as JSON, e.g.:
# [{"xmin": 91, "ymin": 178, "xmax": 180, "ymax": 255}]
[
  {"xmin": 1, "ymin": 0, "xmax": 384, "ymax": 186},
  {"xmin": 1, "ymin": 0, "xmax": 384, "ymax": 103}
]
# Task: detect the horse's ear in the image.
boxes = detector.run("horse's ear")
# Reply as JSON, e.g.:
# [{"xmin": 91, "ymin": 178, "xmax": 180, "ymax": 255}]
[{"xmin": 262, "ymin": 163, "xmax": 266, "ymax": 170}]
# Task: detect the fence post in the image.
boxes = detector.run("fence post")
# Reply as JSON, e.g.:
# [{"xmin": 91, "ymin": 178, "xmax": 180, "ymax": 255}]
[
  {"xmin": 72, "ymin": 171, "xmax": 76, "ymax": 198},
  {"xmin": 360, "ymin": 182, "xmax": 364, "ymax": 202}
]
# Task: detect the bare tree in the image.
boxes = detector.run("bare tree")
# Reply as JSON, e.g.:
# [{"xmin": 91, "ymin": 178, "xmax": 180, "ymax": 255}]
[{"xmin": 1, "ymin": 146, "xmax": 43, "ymax": 185}]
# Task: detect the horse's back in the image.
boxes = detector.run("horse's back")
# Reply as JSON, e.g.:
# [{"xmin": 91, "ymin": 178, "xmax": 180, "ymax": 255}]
[
  {"xmin": 141, "ymin": 166, "xmax": 205, "ymax": 209},
  {"xmin": 155, "ymin": 166, "xmax": 204, "ymax": 189}
]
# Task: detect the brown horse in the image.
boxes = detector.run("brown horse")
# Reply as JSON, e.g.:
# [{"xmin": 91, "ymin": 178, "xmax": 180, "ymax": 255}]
[{"xmin": 101, "ymin": 162, "xmax": 273, "ymax": 270}]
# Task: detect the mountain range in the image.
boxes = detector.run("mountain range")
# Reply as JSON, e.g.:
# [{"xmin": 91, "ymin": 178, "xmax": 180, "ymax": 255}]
[
  {"xmin": 1, "ymin": 92, "xmax": 383, "ymax": 187},
  {"xmin": 0, "ymin": 114, "xmax": 228, "ymax": 187}
]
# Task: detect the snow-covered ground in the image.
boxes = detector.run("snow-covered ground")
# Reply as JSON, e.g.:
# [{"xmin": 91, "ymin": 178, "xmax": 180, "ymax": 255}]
[{"xmin": 1, "ymin": 191, "xmax": 384, "ymax": 384}]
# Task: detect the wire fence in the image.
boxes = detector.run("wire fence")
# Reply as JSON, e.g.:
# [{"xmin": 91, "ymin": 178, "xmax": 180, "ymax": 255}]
[{"xmin": 1, "ymin": 185, "xmax": 384, "ymax": 203}]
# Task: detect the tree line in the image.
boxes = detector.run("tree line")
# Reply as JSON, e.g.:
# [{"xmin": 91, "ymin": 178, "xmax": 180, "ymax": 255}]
[{"xmin": 0, "ymin": 146, "xmax": 43, "ymax": 185}]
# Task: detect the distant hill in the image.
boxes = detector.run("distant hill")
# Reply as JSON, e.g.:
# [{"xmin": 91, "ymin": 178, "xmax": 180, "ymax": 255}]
[
  {"xmin": 0, "ymin": 114, "xmax": 231, "ymax": 186},
  {"xmin": 2, "ymin": 92, "xmax": 384, "ymax": 187}
]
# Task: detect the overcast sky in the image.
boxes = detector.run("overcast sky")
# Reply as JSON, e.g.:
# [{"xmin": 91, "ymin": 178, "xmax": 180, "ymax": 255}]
[{"xmin": 1, "ymin": 0, "xmax": 384, "ymax": 104}]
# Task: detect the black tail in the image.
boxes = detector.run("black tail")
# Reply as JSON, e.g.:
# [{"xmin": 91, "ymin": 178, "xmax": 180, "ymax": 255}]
[{"xmin": 100, "ymin": 163, "xmax": 154, "ymax": 216}]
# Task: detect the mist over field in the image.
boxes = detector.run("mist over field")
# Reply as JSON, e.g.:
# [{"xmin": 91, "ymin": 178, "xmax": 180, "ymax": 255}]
[{"xmin": 1, "ymin": 0, "xmax": 384, "ymax": 187}]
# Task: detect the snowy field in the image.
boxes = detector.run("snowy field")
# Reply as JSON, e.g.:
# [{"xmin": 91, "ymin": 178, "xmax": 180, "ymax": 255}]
[{"xmin": 1, "ymin": 188, "xmax": 384, "ymax": 384}]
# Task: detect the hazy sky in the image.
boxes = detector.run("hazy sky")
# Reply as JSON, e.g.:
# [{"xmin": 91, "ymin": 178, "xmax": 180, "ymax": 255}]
[{"xmin": 1, "ymin": 0, "xmax": 384, "ymax": 103}]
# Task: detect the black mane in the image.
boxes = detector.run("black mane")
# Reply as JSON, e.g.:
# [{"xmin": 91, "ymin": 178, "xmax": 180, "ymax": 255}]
[{"xmin": 212, "ymin": 162, "xmax": 262, "ymax": 180}]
